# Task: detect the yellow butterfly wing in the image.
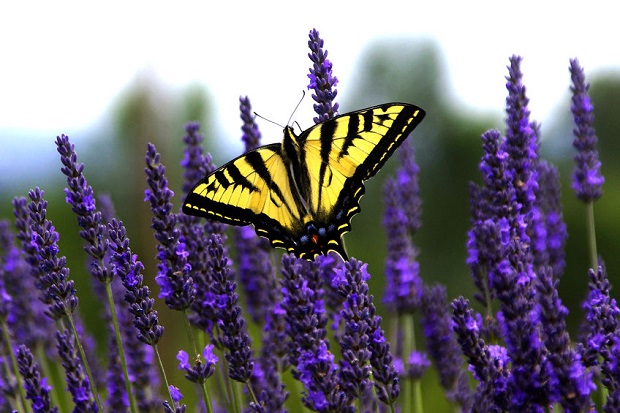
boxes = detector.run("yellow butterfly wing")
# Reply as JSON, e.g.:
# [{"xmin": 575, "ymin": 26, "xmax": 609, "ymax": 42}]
[
  {"xmin": 182, "ymin": 144, "xmax": 305, "ymax": 253},
  {"xmin": 295, "ymin": 103, "xmax": 425, "ymax": 235}
]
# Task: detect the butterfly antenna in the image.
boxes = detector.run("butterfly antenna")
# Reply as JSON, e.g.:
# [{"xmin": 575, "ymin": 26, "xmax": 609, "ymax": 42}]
[
  {"xmin": 288, "ymin": 90, "xmax": 306, "ymax": 126},
  {"xmin": 254, "ymin": 112, "xmax": 285, "ymax": 129}
]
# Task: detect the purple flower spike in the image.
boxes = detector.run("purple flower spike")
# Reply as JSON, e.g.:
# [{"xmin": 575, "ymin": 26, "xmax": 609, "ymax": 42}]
[
  {"xmin": 16, "ymin": 344, "xmax": 59, "ymax": 413},
  {"xmin": 504, "ymin": 55, "xmax": 539, "ymax": 213},
  {"xmin": 581, "ymin": 265, "xmax": 620, "ymax": 374},
  {"xmin": 307, "ymin": 28, "xmax": 339, "ymax": 123},
  {"xmin": 330, "ymin": 259, "xmax": 400, "ymax": 408},
  {"xmin": 421, "ymin": 285, "xmax": 472, "ymax": 409},
  {"xmin": 280, "ymin": 254, "xmax": 352, "ymax": 412},
  {"xmin": 56, "ymin": 329, "xmax": 97, "ymax": 411},
  {"xmin": 145, "ymin": 143, "xmax": 195, "ymax": 311},
  {"xmin": 452, "ymin": 297, "xmax": 508, "ymax": 412},
  {"xmin": 180, "ymin": 121, "xmax": 216, "ymax": 197},
  {"xmin": 23, "ymin": 188, "xmax": 78, "ymax": 320},
  {"xmin": 395, "ymin": 140, "xmax": 422, "ymax": 234},
  {"xmin": 569, "ymin": 58, "xmax": 604, "ymax": 202},
  {"xmin": 332, "ymin": 259, "xmax": 375, "ymax": 400},
  {"xmin": 107, "ymin": 219, "xmax": 164, "ymax": 346},
  {"xmin": 534, "ymin": 161, "xmax": 567, "ymax": 278},
  {"xmin": 256, "ymin": 299, "xmax": 289, "ymax": 413},
  {"xmin": 240, "ymin": 96, "xmax": 262, "ymax": 151},
  {"xmin": 535, "ymin": 266, "xmax": 593, "ymax": 411},
  {"xmin": 1, "ymin": 218, "xmax": 51, "ymax": 349},
  {"xmin": 56, "ymin": 134, "xmax": 111, "ymax": 283},
  {"xmin": 163, "ymin": 386, "xmax": 186, "ymax": 413},
  {"xmin": 206, "ymin": 234, "xmax": 254, "ymax": 383},
  {"xmin": 382, "ymin": 178, "xmax": 422, "ymax": 314}
]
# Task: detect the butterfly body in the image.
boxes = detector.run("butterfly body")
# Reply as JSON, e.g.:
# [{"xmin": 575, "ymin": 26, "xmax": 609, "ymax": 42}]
[{"xmin": 183, "ymin": 103, "xmax": 425, "ymax": 260}]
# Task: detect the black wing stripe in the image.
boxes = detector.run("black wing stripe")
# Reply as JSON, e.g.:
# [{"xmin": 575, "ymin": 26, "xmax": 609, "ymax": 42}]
[
  {"xmin": 244, "ymin": 150, "xmax": 300, "ymax": 218},
  {"xmin": 226, "ymin": 163, "xmax": 259, "ymax": 192},
  {"xmin": 338, "ymin": 113, "xmax": 359, "ymax": 159},
  {"xmin": 362, "ymin": 110, "xmax": 374, "ymax": 132},
  {"xmin": 317, "ymin": 120, "xmax": 337, "ymax": 210}
]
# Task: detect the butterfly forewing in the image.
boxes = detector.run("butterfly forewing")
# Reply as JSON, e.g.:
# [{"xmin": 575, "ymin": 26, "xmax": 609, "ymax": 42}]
[
  {"xmin": 183, "ymin": 144, "xmax": 305, "ymax": 251},
  {"xmin": 300, "ymin": 103, "xmax": 425, "ymax": 223}
]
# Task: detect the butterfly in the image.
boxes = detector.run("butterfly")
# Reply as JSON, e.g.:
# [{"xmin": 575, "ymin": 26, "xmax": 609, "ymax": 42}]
[{"xmin": 182, "ymin": 103, "xmax": 425, "ymax": 260}]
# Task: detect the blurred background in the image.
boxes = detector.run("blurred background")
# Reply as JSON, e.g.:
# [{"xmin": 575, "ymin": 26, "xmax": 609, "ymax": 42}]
[{"xmin": 2, "ymin": 1, "xmax": 619, "ymax": 410}]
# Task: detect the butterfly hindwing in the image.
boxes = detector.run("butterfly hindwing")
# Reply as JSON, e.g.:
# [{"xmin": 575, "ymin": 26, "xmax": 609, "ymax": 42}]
[{"xmin": 182, "ymin": 144, "xmax": 305, "ymax": 253}]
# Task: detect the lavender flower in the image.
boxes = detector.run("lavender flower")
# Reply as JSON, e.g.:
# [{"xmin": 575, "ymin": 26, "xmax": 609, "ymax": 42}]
[
  {"xmin": 23, "ymin": 188, "xmax": 78, "ymax": 320},
  {"xmin": 581, "ymin": 266, "xmax": 619, "ymax": 373},
  {"xmin": 382, "ymin": 178, "xmax": 422, "ymax": 314},
  {"xmin": 180, "ymin": 121, "xmax": 215, "ymax": 197},
  {"xmin": 533, "ymin": 161, "xmax": 567, "ymax": 277},
  {"xmin": 396, "ymin": 140, "xmax": 423, "ymax": 234},
  {"xmin": 493, "ymin": 241, "xmax": 548, "ymax": 412},
  {"xmin": 468, "ymin": 57, "xmax": 548, "ymax": 412},
  {"xmin": 145, "ymin": 143, "xmax": 195, "ymax": 311},
  {"xmin": 255, "ymin": 331, "xmax": 289, "ymax": 413},
  {"xmin": 16, "ymin": 344, "xmax": 58, "ymax": 413},
  {"xmin": 280, "ymin": 254, "xmax": 351, "ymax": 412},
  {"xmin": 56, "ymin": 329, "xmax": 97, "ymax": 412},
  {"xmin": 403, "ymin": 351, "xmax": 430, "ymax": 381},
  {"xmin": 504, "ymin": 55, "xmax": 539, "ymax": 213},
  {"xmin": 581, "ymin": 265, "xmax": 620, "ymax": 412},
  {"xmin": 177, "ymin": 344, "xmax": 218, "ymax": 383},
  {"xmin": 163, "ymin": 386, "xmax": 186, "ymax": 413},
  {"xmin": 240, "ymin": 96, "xmax": 262, "ymax": 151},
  {"xmin": 535, "ymin": 266, "xmax": 593, "ymax": 411},
  {"xmin": 421, "ymin": 285, "xmax": 472, "ymax": 409},
  {"xmin": 106, "ymin": 220, "xmax": 162, "ymax": 410},
  {"xmin": 255, "ymin": 295, "xmax": 289, "ymax": 413},
  {"xmin": 331, "ymin": 259, "xmax": 374, "ymax": 400},
  {"xmin": 570, "ymin": 58, "xmax": 604, "ymax": 202},
  {"xmin": 466, "ymin": 129, "xmax": 516, "ymax": 315},
  {"xmin": 206, "ymin": 234, "xmax": 254, "ymax": 383},
  {"xmin": 56, "ymin": 134, "xmax": 111, "ymax": 283},
  {"xmin": 107, "ymin": 219, "xmax": 164, "ymax": 346},
  {"xmin": 331, "ymin": 260, "xmax": 400, "ymax": 407},
  {"xmin": 0, "ymin": 220, "xmax": 50, "ymax": 350},
  {"xmin": 367, "ymin": 319, "xmax": 400, "ymax": 406},
  {"xmin": 307, "ymin": 28, "xmax": 339, "ymax": 123},
  {"xmin": 452, "ymin": 297, "xmax": 508, "ymax": 412}
]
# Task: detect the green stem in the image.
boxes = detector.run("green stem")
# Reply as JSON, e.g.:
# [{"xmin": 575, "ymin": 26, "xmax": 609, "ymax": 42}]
[
  {"xmin": 585, "ymin": 201, "xmax": 598, "ymax": 270},
  {"xmin": 183, "ymin": 310, "xmax": 200, "ymax": 356},
  {"xmin": 230, "ymin": 380, "xmax": 241, "ymax": 413},
  {"xmin": 66, "ymin": 313, "xmax": 104, "ymax": 413},
  {"xmin": 200, "ymin": 381, "xmax": 214, "ymax": 413},
  {"xmin": 403, "ymin": 314, "xmax": 423, "ymax": 413},
  {"xmin": 1, "ymin": 321, "xmax": 30, "ymax": 413},
  {"xmin": 245, "ymin": 381, "xmax": 259, "ymax": 406},
  {"xmin": 104, "ymin": 281, "xmax": 138, "ymax": 413},
  {"xmin": 152, "ymin": 343, "xmax": 176, "ymax": 408}
]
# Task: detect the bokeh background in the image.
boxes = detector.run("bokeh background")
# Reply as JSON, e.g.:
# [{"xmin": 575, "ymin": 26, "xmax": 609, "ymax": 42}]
[{"xmin": 2, "ymin": 1, "xmax": 620, "ymax": 410}]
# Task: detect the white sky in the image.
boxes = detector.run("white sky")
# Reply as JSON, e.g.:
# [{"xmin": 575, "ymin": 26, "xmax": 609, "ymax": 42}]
[{"xmin": 0, "ymin": 1, "xmax": 619, "ymax": 153}]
